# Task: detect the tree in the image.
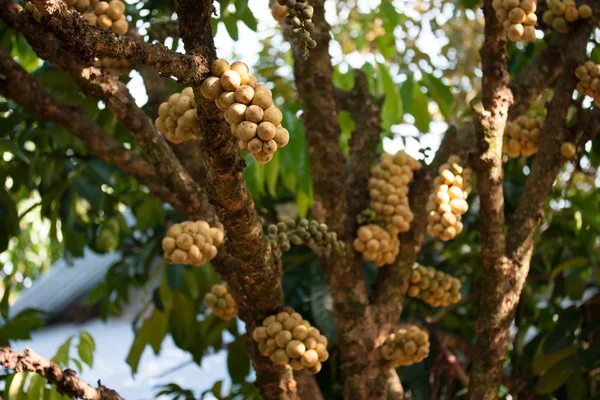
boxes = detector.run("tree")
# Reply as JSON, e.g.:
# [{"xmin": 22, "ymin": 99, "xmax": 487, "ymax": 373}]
[{"xmin": 0, "ymin": 0, "xmax": 599, "ymax": 398}]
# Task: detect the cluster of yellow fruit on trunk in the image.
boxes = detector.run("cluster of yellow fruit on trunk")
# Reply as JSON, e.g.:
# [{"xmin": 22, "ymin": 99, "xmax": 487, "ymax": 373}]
[
  {"xmin": 503, "ymin": 115, "xmax": 544, "ymax": 158},
  {"xmin": 203, "ymin": 284, "xmax": 238, "ymax": 321},
  {"xmin": 542, "ymin": 0, "xmax": 592, "ymax": 33},
  {"xmin": 251, "ymin": 311, "xmax": 329, "ymax": 374},
  {"xmin": 493, "ymin": 0, "xmax": 538, "ymax": 42},
  {"xmin": 575, "ymin": 61, "xmax": 600, "ymax": 107},
  {"xmin": 155, "ymin": 87, "xmax": 199, "ymax": 144},
  {"xmin": 353, "ymin": 224, "xmax": 400, "ymax": 267},
  {"xmin": 380, "ymin": 325, "xmax": 430, "ymax": 367},
  {"xmin": 81, "ymin": 0, "xmax": 128, "ymax": 35},
  {"xmin": 200, "ymin": 59, "xmax": 290, "ymax": 164},
  {"xmin": 353, "ymin": 151, "xmax": 420, "ymax": 267},
  {"xmin": 426, "ymin": 156, "xmax": 472, "ymax": 241},
  {"xmin": 407, "ymin": 265, "xmax": 462, "ymax": 307},
  {"xmin": 161, "ymin": 221, "xmax": 224, "ymax": 266}
]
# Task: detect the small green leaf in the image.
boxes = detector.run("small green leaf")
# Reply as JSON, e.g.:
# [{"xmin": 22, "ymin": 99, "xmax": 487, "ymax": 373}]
[
  {"xmin": 265, "ymin": 150, "xmax": 280, "ymax": 197},
  {"xmin": 239, "ymin": 5, "xmax": 257, "ymax": 31},
  {"xmin": 534, "ymin": 357, "xmax": 573, "ymax": 394},
  {"xmin": 567, "ymin": 371, "xmax": 587, "ymax": 400},
  {"xmin": 421, "ymin": 73, "xmax": 454, "ymax": 119},
  {"xmin": 52, "ymin": 336, "xmax": 73, "ymax": 367},
  {"xmin": 222, "ymin": 17, "xmax": 239, "ymax": 41},
  {"xmin": 77, "ymin": 331, "xmax": 95, "ymax": 368},
  {"xmin": 412, "ymin": 83, "xmax": 431, "ymax": 133},
  {"xmin": 551, "ymin": 257, "xmax": 589, "ymax": 280},
  {"xmin": 227, "ymin": 334, "xmax": 250, "ymax": 384},
  {"xmin": 532, "ymin": 342, "xmax": 577, "ymax": 375}
]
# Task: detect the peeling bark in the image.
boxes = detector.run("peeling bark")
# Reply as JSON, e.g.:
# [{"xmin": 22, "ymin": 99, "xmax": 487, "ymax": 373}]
[{"xmin": 0, "ymin": 347, "xmax": 124, "ymax": 400}]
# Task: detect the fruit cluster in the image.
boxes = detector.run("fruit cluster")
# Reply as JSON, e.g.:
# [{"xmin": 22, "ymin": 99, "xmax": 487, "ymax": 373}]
[
  {"xmin": 271, "ymin": 2, "xmax": 288, "ymax": 21},
  {"xmin": 82, "ymin": 0, "xmax": 128, "ymax": 35},
  {"xmin": 542, "ymin": 0, "xmax": 592, "ymax": 33},
  {"xmin": 407, "ymin": 265, "xmax": 462, "ymax": 307},
  {"xmin": 162, "ymin": 221, "xmax": 224, "ymax": 266},
  {"xmin": 503, "ymin": 115, "xmax": 544, "ymax": 158},
  {"xmin": 267, "ymin": 219, "xmax": 346, "ymax": 255},
  {"xmin": 380, "ymin": 325, "xmax": 430, "ymax": 367},
  {"xmin": 352, "ymin": 224, "xmax": 400, "ymax": 267},
  {"xmin": 252, "ymin": 311, "xmax": 329, "ymax": 374},
  {"xmin": 200, "ymin": 59, "xmax": 289, "ymax": 164},
  {"xmin": 575, "ymin": 61, "xmax": 600, "ymax": 106},
  {"xmin": 147, "ymin": 17, "xmax": 180, "ymax": 44},
  {"xmin": 63, "ymin": 0, "xmax": 91, "ymax": 12},
  {"xmin": 203, "ymin": 284, "xmax": 238, "ymax": 321},
  {"xmin": 155, "ymin": 87, "xmax": 199, "ymax": 144},
  {"xmin": 368, "ymin": 151, "xmax": 420, "ymax": 235},
  {"xmin": 278, "ymin": 0, "xmax": 316, "ymax": 60},
  {"xmin": 493, "ymin": 0, "xmax": 538, "ymax": 42},
  {"xmin": 426, "ymin": 156, "xmax": 472, "ymax": 241},
  {"xmin": 93, "ymin": 57, "xmax": 131, "ymax": 76},
  {"xmin": 24, "ymin": 2, "xmax": 42, "ymax": 23}
]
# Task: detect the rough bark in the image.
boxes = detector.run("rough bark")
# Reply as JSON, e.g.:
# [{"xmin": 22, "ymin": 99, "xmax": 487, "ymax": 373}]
[
  {"xmin": 23, "ymin": 0, "xmax": 209, "ymax": 85},
  {"xmin": 286, "ymin": 2, "xmax": 383, "ymax": 399},
  {"xmin": 0, "ymin": 48, "xmax": 185, "ymax": 215},
  {"xmin": 467, "ymin": 4, "xmax": 597, "ymax": 399},
  {"xmin": 0, "ymin": 347, "xmax": 123, "ymax": 400},
  {"xmin": 466, "ymin": 0, "xmax": 513, "ymax": 398},
  {"xmin": 172, "ymin": 1, "xmax": 295, "ymax": 398}
]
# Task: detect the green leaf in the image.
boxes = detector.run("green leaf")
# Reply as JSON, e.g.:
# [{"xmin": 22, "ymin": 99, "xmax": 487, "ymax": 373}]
[
  {"xmin": 534, "ymin": 357, "xmax": 573, "ymax": 394},
  {"xmin": 412, "ymin": 83, "xmax": 431, "ymax": 133},
  {"xmin": 169, "ymin": 293, "xmax": 196, "ymax": 350},
  {"xmin": 0, "ymin": 185, "xmax": 19, "ymax": 253},
  {"xmin": 377, "ymin": 63, "xmax": 402, "ymax": 131},
  {"xmin": 265, "ymin": 150, "xmax": 280, "ymax": 197},
  {"xmin": 532, "ymin": 342, "xmax": 577, "ymax": 374},
  {"xmin": 6, "ymin": 372, "xmax": 28, "ymax": 400},
  {"xmin": 565, "ymin": 275, "xmax": 586, "ymax": 300},
  {"xmin": 52, "ymin": 336, "xmax": 73, "ymax": 367},
  {"xmin": 28, "ymin": 375, "xmax": 45, "ymax": 400},
  {"xmin": 222, "ymin": 16, "xmax": 239, "ymax": 41},
  {"xmin": 227, "ymin": 334, "xmax": 250, "ymax": 384},
  {"xmin": 566, "ymin": 371, "xmax": 587, "ymax": 400},
  {"xmin": 127, "ymin": 308, "xmax": 170, "ymax": 374},
  {"xmin": 296, "ymin": 189, "xmax": 310, "ymax": 219},
  {"xmin": 310, "ymin": 262, "xmax": 336, "ymax": 340},
  {"xmin": 239, "ymin": 5, "xmax": 257, "ymax": 31},
  {"xmin": 166, "ymin": 264, "xmax": 184, "ymax": 291},
  {"xmin": 551, "ymin": 257, "xmax": 589, "ymax": 280},
  {"xmin": 582, "ymin": 340, "xmax": 600, "ymax": 369},
  {"xmin": 333, "ymin": 68, "xmax": 355, "ymax": 91},
  {"xmin": 0, "ymin": 139, "xmax": 30, "ymax": 165},
  {"xmin": 77, "ymin": 331, "xmax": 95, "ymax": 368},
  {"xmin": 399, "ymin": 75, "xmax": 414, "ymax": 115},
  {"xmin": 11, "ymin": 35, "xmax": 39, "ymax": 72},
  {"xmin": 421, "ymin": 73, "xmax": 454, "ymax": 119}
]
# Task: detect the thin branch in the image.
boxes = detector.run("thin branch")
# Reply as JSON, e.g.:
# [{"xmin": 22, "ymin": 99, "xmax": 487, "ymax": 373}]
[
  {"xmin": 8, "ymin": 0, "xmax": 209, "ymax": 85},
  {"xmin": 0, "ymin": 49, "xmax": 184, "ymax": 214},
  {"xmin": 0, "ymin": 346, "xmax": 124, "ymax": 400},
  {"xmin": 0, "ymin": 6, "xmax": 213, "ymax": 223}
]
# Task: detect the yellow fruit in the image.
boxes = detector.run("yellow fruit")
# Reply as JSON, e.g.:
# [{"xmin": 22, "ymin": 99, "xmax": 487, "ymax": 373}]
[{"xmin": 561, "ymin": 142, "xmax": 576, "ymax": 159}]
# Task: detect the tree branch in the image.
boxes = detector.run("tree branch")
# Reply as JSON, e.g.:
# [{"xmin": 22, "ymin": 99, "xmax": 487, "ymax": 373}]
[
  {"xmin": 0, "ymin": 4, "xmax": 214, "ymax": 223},
  {"xmin": 285, "ymin": 2, "xmax": 383, "ymax": 398},
  {"xmin": 466, "ymin": 0, "xmax": 514, "ymax": 397},
  {"xmin": 468, "ymin": 2, "xmax": 596, "ymax": 398},
  {"xmin": 339, "ymin": 69, "xmax": 384, "ymax": 229},
  {"xmin": 9, "ymin": 0, "xmax": 209, "ymax": 85},
  {"xmin": 0, "ymin": 346, "xmax": 123, "ymax": 400},
  {"xmin": 172, "ymin": 1, "xmax": 294, "ymax": 398},
  {"xmin": 0, "ymin": 48, "xmax": 185, "ymax": 215}
]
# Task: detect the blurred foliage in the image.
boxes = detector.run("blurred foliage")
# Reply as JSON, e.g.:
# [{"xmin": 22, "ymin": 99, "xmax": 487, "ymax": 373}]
[{"xmin": 1, "ymin": 0, "xmax": 600, "ymax": 399}]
